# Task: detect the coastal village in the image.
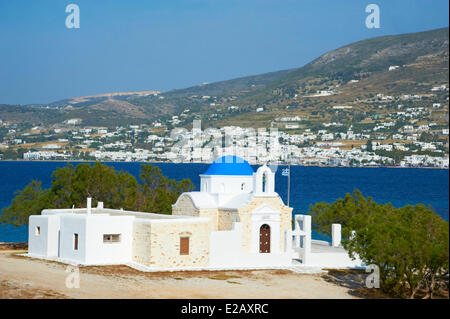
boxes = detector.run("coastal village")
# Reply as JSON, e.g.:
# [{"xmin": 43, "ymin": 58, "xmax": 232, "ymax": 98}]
[
  {"xmin": 0, "ymin": 81, "xmax": 448, "ymax": 168},
  {"xmin": 0, "ymin": 6, "xmax": 448, "ymax": 301}
]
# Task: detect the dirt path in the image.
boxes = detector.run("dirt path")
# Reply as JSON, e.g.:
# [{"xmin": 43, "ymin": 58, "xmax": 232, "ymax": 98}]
[{"xmin": 0, "ymin": 251, "xmax": 361, "ymax": 299}]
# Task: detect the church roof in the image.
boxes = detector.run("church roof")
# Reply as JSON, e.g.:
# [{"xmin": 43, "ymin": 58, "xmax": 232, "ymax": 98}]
[
  {"xmin": 174, "ymin": 192, "xmax": 255, "ymax": 210},
  {"xmin": 181, "ymin": 192, "xmax": 218, "ymax": 209},
  {"xmin": 203, "ymin": 155, "xmax": 254, "ymax": 176}
]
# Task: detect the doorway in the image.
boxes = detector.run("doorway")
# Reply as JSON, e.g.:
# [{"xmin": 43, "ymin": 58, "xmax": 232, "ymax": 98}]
[{"xmin": 259, "ymin": 224, "xmax": 271, "ymax": 253}]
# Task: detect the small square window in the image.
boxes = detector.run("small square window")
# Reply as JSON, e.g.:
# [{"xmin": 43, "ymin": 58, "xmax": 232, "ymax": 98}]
[
  {"xmin": 103, "ymin": 234, "xmax": 121, "ymax": 243},
  {"xmin": 35, "ymin": 226, "xmax": 40, "ymax": 236}
]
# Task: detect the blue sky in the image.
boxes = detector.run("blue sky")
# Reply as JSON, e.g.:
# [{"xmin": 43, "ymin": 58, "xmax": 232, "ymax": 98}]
[{"xmin": 0, "ymin": 0, "xmax": 448, "ymax": 105}]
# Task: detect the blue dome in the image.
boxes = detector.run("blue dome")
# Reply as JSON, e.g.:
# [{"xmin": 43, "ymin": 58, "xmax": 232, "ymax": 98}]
[{"xmin": 203, "ymin": 155, "xmax": 254, "ymax": 176}]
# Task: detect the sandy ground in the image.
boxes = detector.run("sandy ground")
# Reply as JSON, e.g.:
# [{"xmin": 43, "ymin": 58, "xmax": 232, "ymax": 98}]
[{"xmin": 0, "ymin": 250, "xmax": 366, "ymax": 299}]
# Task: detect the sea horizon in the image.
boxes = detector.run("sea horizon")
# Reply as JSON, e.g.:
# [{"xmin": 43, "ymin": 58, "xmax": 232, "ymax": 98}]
[
  {"xmin": 0, "ymin": 161, "xmax": 448, "ymax": 243},
  {"xmin": 0, "ymin": 159, "xmax": 448, "ymax": 170}
]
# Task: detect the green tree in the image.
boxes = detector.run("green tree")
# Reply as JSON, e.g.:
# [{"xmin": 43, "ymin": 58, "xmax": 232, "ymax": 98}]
[
  {"xmin": 309, "ymin": 191, "xmax": 449, "ymax": 298},
  {"xmin": 0, "ymin": 181, "xmax": 49, "ymax": 227},
  {"xmin": 137, "ymin": 164, "xmax": 194, "ymax": 214},
  {"xmin": 45, "ymin": 162, "xmax": 138, "ymax": 210},
  {"xmin": 344, "ymin": 204, "xmax": 449, "ymax": 298},
  {"xmin": 309, "ymin": 190, "xmax": 383, "ymax": 237},
  {"xmin": 1, "ymin": 162, "xmax": 195, "ymax": 226}
]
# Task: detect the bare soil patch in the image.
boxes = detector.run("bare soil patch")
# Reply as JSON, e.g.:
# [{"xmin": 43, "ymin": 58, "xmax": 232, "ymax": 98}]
[{"xmin": 0, "ymin": 249, "xmax": 361, "ymax": 299}]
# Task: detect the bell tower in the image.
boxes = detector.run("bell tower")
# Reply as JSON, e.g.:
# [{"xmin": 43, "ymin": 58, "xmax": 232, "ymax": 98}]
[{"xmin": 253, "ymin": 164, "xmax": 275, "ymax": 196}]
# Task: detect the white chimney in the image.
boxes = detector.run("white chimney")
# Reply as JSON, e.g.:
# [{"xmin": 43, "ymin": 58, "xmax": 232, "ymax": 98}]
[
  {"xmin": 87, "ymin": 197, "xmax": 92, "ymax": 215},
  {"xmin": 97, "ymin": 201, "xmax": 104, "ymax": 209}
]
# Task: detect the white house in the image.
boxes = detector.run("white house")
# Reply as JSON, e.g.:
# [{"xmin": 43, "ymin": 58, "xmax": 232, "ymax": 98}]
[
  {"xmin": 388, "ymin": 65, "xmax": 400, "ymax": 71},
  {"xmin": 28, "ymin": 155, "xmax": 361, "ymax": 270}
]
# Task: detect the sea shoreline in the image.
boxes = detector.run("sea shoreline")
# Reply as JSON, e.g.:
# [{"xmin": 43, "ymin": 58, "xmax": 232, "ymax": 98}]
[
  {"xmin": 1, "ymin": 160, "xmax": 448, "ymax": 244},
  {"xmin": 0, "ymin": 159, "xmax": 448, "ymax": 170}
]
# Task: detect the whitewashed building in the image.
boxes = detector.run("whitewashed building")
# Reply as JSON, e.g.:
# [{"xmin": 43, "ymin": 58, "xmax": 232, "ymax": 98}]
[{"xmin": 28, "ymin": 155, "xmax": 361, "ymax": 270}]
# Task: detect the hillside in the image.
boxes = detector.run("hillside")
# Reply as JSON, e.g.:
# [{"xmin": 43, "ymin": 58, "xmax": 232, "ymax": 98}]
[
  {"xmin": 0, "ymin": 27, "xmax": 448, "ymax": 128},
  {"xmin": 216, "ymin": 27, "xmax": 449, "ymax": 127}
]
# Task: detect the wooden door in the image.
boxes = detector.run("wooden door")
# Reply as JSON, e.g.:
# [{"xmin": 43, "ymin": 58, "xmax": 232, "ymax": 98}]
[{"xmin": 259, "ymin": 224, "xmax": 271, "ymax": 253}]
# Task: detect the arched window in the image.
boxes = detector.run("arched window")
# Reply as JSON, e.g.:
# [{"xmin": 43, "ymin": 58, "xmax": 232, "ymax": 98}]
[
  {"xmin": 241, "ymin": 183, "xmax": 245, "ymax": 191},
  {"xmin": 262, "ymin": 173, "xmax": 267, "ymax": 193}
]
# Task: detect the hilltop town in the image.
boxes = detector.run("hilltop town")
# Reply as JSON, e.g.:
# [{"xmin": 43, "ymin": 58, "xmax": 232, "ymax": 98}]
[
  {"xmin": 0, "ymin": 28, "xmax": 448, "ymax": 168},
  {"xmin": 0, "ymin": 79, "xmax": 448, "ymax": 168}
]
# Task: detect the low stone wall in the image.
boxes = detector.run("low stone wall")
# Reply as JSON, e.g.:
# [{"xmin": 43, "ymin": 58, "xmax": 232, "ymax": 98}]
[
  {"xmin": 132, "ymin": 218, "xmax": 212, "ymax": 269},
  {"xmin": 307, "ymin": 252, "xmax": 363, "ymax": 268}
]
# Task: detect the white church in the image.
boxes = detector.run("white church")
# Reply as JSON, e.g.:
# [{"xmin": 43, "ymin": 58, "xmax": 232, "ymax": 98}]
[{"xmin": 28, "ymin": 155, "xmax": 361, "ymax": 271}]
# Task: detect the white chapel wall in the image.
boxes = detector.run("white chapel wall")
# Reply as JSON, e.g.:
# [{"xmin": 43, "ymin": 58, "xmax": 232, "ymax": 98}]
[
  {"xmin": 28, "ymin": 214, "xmax": 60, "ymax": 257},
  {"xmin": 84, "ymin": 215, "xmax": 134, "ymax": 265},
  {"xmin": 200, "ymin": 175, "xmax": 254, "ymax": 194},
  {"xmin": 59, "ymin": 215, "xmax": 87, "ymax": 264},
  {"xmin": 209, "ymin": 222, "xmax": 292, "ymax": 268}
]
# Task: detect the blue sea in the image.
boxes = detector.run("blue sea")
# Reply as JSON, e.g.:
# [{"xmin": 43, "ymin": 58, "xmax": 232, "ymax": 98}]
[{"xmin": 0, "ymin": 161, "xmax": 448, "ymax": 242}]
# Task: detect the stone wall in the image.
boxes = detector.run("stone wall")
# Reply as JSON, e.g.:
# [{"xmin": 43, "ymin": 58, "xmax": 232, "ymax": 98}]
[
  {"xmin": 143, "ymin": 220, "xmax": 211, "ymax": 268},
  {"xmin": 172, "ymin": 195, "xmax": 198, "ymax": 217},
  {"xmin": 132, "ymin": 221, "xmax": 152, "ymax": 265},
  {"xmin": 217, "ymin": 210, "xmax": 240, "ymax": 231},
  {"xmin": 199, "ymin": 209, "xmax": 219, "ymax": 230}
]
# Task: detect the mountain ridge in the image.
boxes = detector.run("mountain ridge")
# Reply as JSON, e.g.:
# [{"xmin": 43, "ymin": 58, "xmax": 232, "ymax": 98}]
[{"xmin": 0, "ymin": 27, "xmax": 448, "ymax": 127}]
